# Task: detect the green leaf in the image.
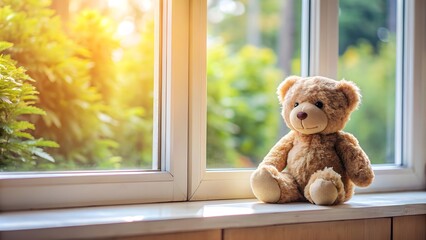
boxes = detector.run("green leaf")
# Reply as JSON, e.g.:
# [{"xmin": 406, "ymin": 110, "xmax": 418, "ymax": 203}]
[
  {"xmin": 15, "ymin": 131, "xmax": 34, "ymax": 139},
  {"xmin": 34, "ymin": 140, "xmax": 60, "ymax": 148},
  {"xmin": 1, "ymin": 125, "xmax": 13, "ymax": 134},
  {"xmin": 24, "ymin": 139, "xmax": 59, "ymax": 148},
  {"xmin": 32, "ymin": 148, "xmax": 55, "ymax": 162},
  {"xmin": 0, "ymin": 41, "xmax": 13, "ymax": 52},
  {"xmin": 11, "ymin": 121, "xmax": 35, "ymax": 131},
  {"xmin": 14, "ymin": 106, "xmax": 45, "ymax": 115}
]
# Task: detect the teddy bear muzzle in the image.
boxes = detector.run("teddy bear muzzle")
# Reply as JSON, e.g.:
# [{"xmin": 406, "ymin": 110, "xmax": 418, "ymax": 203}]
[{"xmin": 290, "ymin": 102, "xmax": 328, "ymax": 135}]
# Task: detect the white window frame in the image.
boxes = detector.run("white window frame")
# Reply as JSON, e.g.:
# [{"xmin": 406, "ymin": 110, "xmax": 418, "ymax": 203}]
[
  {"xmin": 189, "ymin": 0, "xmax": 425, "ymax": 200},
  {"xmin": 367, "ymin": 0, "xmax": 426, "ymax": 192},
  {"xmin": 188, "ymin": 0, "xmax": 253, "ymax": 200},
  {"xmin": 308, "ymin": 0, "xmax": 425, "ymax": 193},
  {"xmin": 0, "ymin": 0, "xmax": 189, "ymax": 211}
]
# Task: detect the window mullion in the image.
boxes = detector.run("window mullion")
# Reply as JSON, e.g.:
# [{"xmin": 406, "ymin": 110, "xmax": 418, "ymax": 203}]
[
  {"xmin": 162, "ymin": 0, "xmax": 189, "ymax": 200},
  {"xmin": 301, "ymin": 0, "xmax": 311, "ymax": 77},
  {"xmin": 188, "ymin": 0, "xmax": 208, "ymax": 200},
  {"xmin": 309, "ymin": 0, "xmax": 339, "ymax": 78}
]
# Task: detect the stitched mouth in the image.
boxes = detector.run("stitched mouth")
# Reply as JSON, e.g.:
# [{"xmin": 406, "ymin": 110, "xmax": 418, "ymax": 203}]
[
  {"xmin": 299, "ymin": 120, "xmax": 318, "ymax": 130},
  {"xmin": 296, "ymin": 126, "xmax": 318, "ymax": 130},
  {"xmin": 295, "ymin": 120, "xmax": 319, "ymax": 131}
]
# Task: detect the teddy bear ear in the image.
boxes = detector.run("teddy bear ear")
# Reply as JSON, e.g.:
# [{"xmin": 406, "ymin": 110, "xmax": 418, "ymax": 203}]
[
  {"xmin": 337, "ymin": 80, "xmax": 361, "ymax": 112},
  {"xmin": 277, "ymin": 75, "xmax": 301, "ymax": 102}
]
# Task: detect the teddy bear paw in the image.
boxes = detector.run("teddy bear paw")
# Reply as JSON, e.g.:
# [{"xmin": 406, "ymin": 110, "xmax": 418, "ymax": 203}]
[
  {"xmin": 250, "ymin": 168, "xmax": 281, "ymax": 203},
  {"xmin": 309, "ymin": 179, "xmax": 338, "ymax": 205}
]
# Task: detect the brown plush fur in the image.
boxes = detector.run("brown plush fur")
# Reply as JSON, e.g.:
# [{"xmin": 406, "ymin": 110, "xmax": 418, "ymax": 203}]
[{"xmin": 251, "ymin": 76, "xmax": 374, "ymax": 205}]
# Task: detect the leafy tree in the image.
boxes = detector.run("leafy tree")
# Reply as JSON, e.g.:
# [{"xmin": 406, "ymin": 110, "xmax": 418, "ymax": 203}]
[
  {"xmin": 207, "ymin": 0, "xmax": 301, "ymax": 168},
  {"xmin": 339, "ymin": 0, "xmax": 391, "ymax": 54},
  {"xmin": 208, "ymin": 0, "xmax": 302, "ymax": 76},
  {"xmin": 70, "ymin": 10, "xmax": 119, "ymax": 104},
  {"xmin": 0, "ymin": 42, "xmax": 58, "ymax": 170},
  {"xmin": 338, "ymin": 0, "xmax": 397, "ymax": 164},
  {"xmin": 113, "ymin": 19, "xmax": 155, "ymax": 169},
  {"xmin": 0, "ymin": 0, "xmax": 397, "ymax": 171},
  {"xmin": 207, "ymin": 44, "xmax": 283, "ymax": 168},
  {"xmin": 67, "ymin": 7, "xmax": 156, "ymax": 169},
  {"xmin": 0, "ymin": 0, "xmax": 116, "ymax": 169},
  {"xmin": 339, "ymin": 40, "xmax": 396, "ymax": 164}
]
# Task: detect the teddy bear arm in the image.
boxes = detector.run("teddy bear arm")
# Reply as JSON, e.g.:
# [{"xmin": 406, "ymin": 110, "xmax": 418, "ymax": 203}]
[
  {"xmin": 336, "ymin": 132, "xmax": 374, "ymax": 187},
  {"xmin": 259, "ymin": 132, "xmax": 295, "ymax": 171}
]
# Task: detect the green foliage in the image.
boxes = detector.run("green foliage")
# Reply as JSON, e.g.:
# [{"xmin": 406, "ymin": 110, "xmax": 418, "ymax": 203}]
[
  {"xmin": 0, "ymin": 0, "xmax": 117, "ymax": 169},
  {"xmin": 338, "ymin": 0, "xmax": 398, "ymax": 164},
  {"xmin": 67, "ymin": 8, "xmax": 155, "ymax": 169},
  {"xmin": 207, "ymin": 44, "xmax": 283, "ymax": 168},
  {"xmin": 0, "ymin": 41, "xmax": 58, "ymax": 170},
  {"xmin": 207, "ymin": 0, "xmax": 397, "ymax": 168},
  {"xmin": 0, "ymin": 0, "xmax": 157, "ymax": 170},
  {"xmin": 339, "ymin": 39, "xmax": 396, "ymax": 164},
  {"xmin": 113, "ymin": 20, "xmax": 155, "ymax": 169},
  {"xmin": 70, "ymin": 10, "xmax": 119, "ymax": 103},
  {"xmin": 0, "ymin": 0, "xmax": 398, "ymax": 171},
  {"xmin": 208, "ymin": 0, "xmax": 301, "ymax": 56},
  {"xmin": 339, "ymin": 0, "xmax": 390, "ymax": 54}
]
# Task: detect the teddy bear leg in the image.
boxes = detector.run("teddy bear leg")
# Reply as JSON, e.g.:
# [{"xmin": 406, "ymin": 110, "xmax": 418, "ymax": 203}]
[
  {"xmin": 251, "ymin": 166, "xmax": 302, "ymax": 203},
  {"xmin": 275, "ymin": 171, "xmax": 303, "ymax": 203},
  {"xmin": 304, "ymin": 167, "xmax": 345, "ymax": 205},
  {"xmin": 251, "ymin": 167, "xmax": 281, "ymax": 203}
]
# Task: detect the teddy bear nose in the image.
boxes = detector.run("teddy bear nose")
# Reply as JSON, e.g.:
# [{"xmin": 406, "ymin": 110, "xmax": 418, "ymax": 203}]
[{"xmin": 297, "ymin": 112, "xmax": 308, "ymax": 120}]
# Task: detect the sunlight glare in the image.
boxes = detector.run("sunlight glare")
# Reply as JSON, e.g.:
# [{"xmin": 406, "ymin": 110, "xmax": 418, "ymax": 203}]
[
  {"xmin": 139, "ymin": 0, "xmax": 153, "ymax": 12},
  {"xmin": 117, "ymin": 20, "xmax": 135, "ymax": 37},
  {"xmin": 201, "ymin": 204, "xmax": 254, "ymax": 217},
  {"xmin": 219, "ymin": 0, "xmax": 245, "ymax": 16},
  {"xmin": 108, "ymin": 0, "xmax": 121, "ymax": 8}
]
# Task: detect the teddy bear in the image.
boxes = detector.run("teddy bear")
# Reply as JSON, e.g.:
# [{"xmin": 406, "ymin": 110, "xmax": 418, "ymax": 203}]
[{"xmin": 250, "ymin": 75, "xmax": 374, "ymax": 205}]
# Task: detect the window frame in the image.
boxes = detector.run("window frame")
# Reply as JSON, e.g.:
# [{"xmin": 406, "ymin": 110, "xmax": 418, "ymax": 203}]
[
  {"xmin": 188, "ymin": 0, "xmax": 425, "ymax": 200},
  {"xmin": 365, "ymin": 0, "xmax": 426, "ymax": 193},
  {"xmin": 0, "ymin": 0, "xmax": 424, "ymax": 211},
  {"xmin": 0, "ymin": 0, "xmax": 189, "ymax": 211}
]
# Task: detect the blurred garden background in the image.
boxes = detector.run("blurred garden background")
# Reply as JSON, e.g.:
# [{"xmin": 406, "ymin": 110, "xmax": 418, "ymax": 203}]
[
  {"xmin": 0, "ymin": 0, "xmax": 155, "ymax": 170},
  {"xmin": 0, "ymin": 0, "xmax": 397, "ymax": 171},
  {"xmin": 206, "ymin": 0, "xmax": 397, "ymax": 168}
]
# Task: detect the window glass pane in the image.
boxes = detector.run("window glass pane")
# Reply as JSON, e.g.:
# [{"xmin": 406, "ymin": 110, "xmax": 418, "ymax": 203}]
[
  {"xmin": 0, "ymin": 0, "xmax": 157, "ymax": 171},
  {"xmin": 206, "ymin": 0, "xmax": 302, "ymax": 168},
  {"xmin": 338, "ymin": 0, "xmax": 397, "ymax": 164}
]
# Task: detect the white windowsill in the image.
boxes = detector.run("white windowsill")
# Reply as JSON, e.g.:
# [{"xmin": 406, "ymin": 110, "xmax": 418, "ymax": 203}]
[{"xmin": 1, "ymin": 191, "xmax": 425, "ymax": 240}]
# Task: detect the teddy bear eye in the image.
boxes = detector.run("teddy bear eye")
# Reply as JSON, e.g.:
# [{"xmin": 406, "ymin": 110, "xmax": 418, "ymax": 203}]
[
  {"xmin": 315, "ymin": 101, "xmax": 324, "ymax": 109},
  {"xmin": 294, "ymin": 102, "xmax": 299, "ymax": 108}
]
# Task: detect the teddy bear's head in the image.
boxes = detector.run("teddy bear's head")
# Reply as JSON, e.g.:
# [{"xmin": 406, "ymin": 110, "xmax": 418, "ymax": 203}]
[{"xmin": 277, "ymin": 76, "xmax": 360, "ymax": 135}]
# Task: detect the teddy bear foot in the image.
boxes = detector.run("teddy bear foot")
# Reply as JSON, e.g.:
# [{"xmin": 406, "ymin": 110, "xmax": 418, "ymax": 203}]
[
  {"xmin": 250, "ymin": 168, "xmax": 281, "ymax": 203},
  {"xmin": 309, "ymin": 179, "xmax": 338, "ymax": 205}
]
